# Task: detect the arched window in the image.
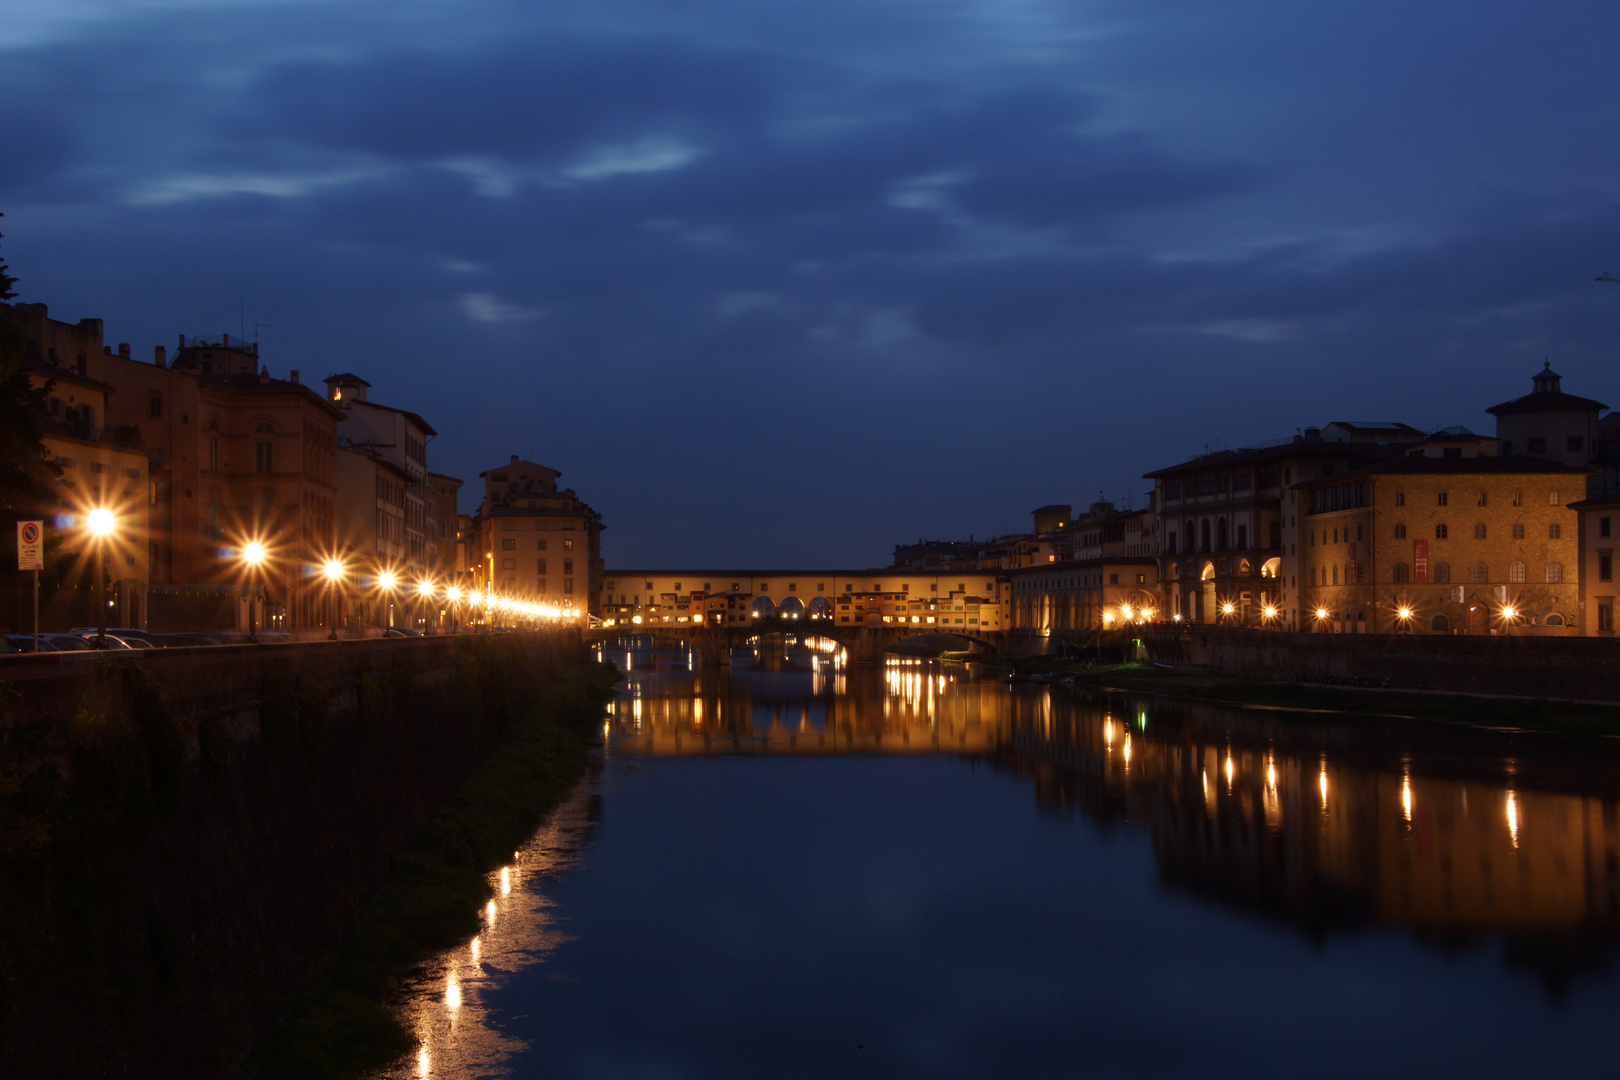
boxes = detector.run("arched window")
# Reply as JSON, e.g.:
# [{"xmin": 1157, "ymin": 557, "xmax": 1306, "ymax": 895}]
[
  {"xmin": 1545, "ymin": 613, "xmax": 1564, "ymax": 626},
  {"xmin": 1185, "ymin": 522, "xmax": 1196, "ymax": 552},
  {"xmin": 1216, "ymin": 518, "xmax": 1229, "ymax": 551},
  {"xmin": 1472, "ymin": 563, "xmax": 1489, "ymax": 583},
  {"xmin": 1433, "ymin": 562, "xmax": 1451, "ymax": 584},
  {"xmin": 1261, "ymin": 557, "xmax": 1281, "ymax": 579},
  {"xmin": 1332, "ymin": 565, "xmax": 1339, "ymax": 585},
  {"xmin": 1550, "ymin": 523, "xmax": 1562, "ymax": 539},
  {"xmin": 1201, "ymin": 520, "xmax": 1211, "ymax": 552},
  {"xmin": 1435, "ymin": 524, "xmax": 1448, "ymax": 539},
  {"xmin": 1237, "ymin": 558, "xmax": 1251, "ymax": 575},
  {"xmin": 1512, "ymin": 524, "xmax": 1525, "ymax": 539},
  {"xmin": 1311, "ymin": 567, "xmax": 1317, "ymax": 585},
  {"xmin": 1509, "ymin": 562, "xmax": 1526, "ymax": 583},
  {"xmin": 1474, "ymin": 523, "xmax": 1487, "ymax": 539},
  {"xmin": 1546, "ymin": 562, "xmax": 1563, "ymax": 583},
  {"xmin": 1394, "ymin": 524, "xmax": 1407, "ymax": 539},
  {"xmin": 1393, "ymin": 562, "xmax": 1410, "ymax": 583},
  {"xmin": 1431, "ymin": 614, "xmax": 1450, "ymax": 632}
]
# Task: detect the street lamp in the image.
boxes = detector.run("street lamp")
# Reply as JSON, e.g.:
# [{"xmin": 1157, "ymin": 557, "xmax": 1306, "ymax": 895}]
[
  {"xmin": 241, "ymin": 541, "xmax": 267, "ymax": 642},
  {"xmin": 323, "ymin": 558, "xmax": 346, "ymax": 639},
  {"xmin": 377, "ymin": 570, "xmax": 398, "ymax": 628},
  {"xmin": 1395, "ymin": 605, "xmax": 1414, "ymax": 634},
  {"xmin": 87, "ymin": 507, "xmax": 115, "ymax": 647}
]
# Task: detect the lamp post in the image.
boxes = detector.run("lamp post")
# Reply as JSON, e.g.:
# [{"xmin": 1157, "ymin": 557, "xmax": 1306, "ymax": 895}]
[
  {"xmin": 377, "ymin": 570, "xmax": 398, "ymax": 629},
  {"xmin": 241, "ymin": 541, "xmax": 266, "ymax": 643},
  {"xmin": 87, "ymin": 507, "xmax": 115, "ymax": 648},
  {"xmin": 1395, "ymin": 605, "xmax": 1414, "ymax": 635},
  {"xmin": 445, "ymin": 585, "xmax": 463, "ymax": 634},
  {"xmin": 417, "ymin": 578, "xmax": 435, "ymax": 631},
  {"xmin": 323, "ymin": 558, "xmax": 346, "ymax": 640},
  {"xmin": 1500, "ymin": 603, "xmax": 1520, "ymax": 637}
]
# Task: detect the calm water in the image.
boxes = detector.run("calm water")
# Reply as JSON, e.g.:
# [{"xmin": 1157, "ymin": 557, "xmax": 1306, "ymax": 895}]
[{"xmin": 385, "ymin": 638, "xmax": 1620, "ymax": 1079}]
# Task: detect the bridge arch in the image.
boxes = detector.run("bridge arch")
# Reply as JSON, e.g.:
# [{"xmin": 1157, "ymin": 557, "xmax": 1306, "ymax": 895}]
[
  {"xmin": 750, "ymin": 596, "xmax": 776, "ymax": 619},
  {"xmin": 777, "ymin": 596, "xmax": 805, "ymax": 620}
]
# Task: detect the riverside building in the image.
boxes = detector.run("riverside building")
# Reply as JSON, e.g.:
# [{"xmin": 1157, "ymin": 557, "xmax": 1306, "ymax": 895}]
[
  {"xmin": 471, "ymin": 456, "xmax": 605, "ymax": 615},
  {"xmin": 1296, "ymin": 456, "xmax": 1589, "ymax": 634}
]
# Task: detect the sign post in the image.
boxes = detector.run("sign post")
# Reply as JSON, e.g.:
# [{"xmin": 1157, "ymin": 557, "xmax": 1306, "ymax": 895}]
[{"xmin": 17, "ymin": 521, "xmax": 43, "ymax": 652}]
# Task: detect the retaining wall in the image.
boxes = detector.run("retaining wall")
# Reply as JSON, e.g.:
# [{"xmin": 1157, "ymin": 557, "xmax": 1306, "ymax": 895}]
[
  {"xmin": 0, "ymin": 631, "xmax": 585, "ymax": 1079},
  {"xmin": 1143, "ymin": 627, "xmax": 1620, "ymax": 702}
]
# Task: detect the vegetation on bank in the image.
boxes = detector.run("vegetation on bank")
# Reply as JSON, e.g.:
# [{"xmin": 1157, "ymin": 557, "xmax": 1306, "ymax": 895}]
[
  {"xmin": 235, "ymin": 658, "xmax": 620, "ymax": 1080},
  {"xmin": 944, "ymin": 654, "xmax": 1620, "ymax": 737}
]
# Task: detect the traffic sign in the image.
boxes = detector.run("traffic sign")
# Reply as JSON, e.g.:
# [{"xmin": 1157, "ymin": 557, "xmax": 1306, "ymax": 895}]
[{"xmin": 17, "ymin": 520, "xmax": 43, "ymax": 571}]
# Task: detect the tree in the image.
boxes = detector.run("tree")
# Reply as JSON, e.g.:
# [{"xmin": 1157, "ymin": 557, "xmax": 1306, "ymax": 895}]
[{"xmin": 0, "ymin": 213, "xmax": 62, "ymax": 566}]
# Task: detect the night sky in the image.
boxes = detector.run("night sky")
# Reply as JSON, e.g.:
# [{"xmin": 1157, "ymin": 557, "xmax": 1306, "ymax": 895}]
[{"xmin": 4, "ymin": 0, "xmax": 1619, "ymax": 567}]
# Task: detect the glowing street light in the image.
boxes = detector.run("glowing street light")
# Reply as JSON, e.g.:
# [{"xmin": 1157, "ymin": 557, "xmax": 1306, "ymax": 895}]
[
  {"xmin": 321, "ymin": 558, "xmax": 347, "ymax": 639},
  {"xmin": 86, "ymin": 507, "xmax": 116, "ymax": 647},
  {"xmin": 322, "ymin": 559, "xmax": 345, "ymax": 582},
  {"xmin": 240, "ymin": 540, "xmax": 267, "ymax": 642}
]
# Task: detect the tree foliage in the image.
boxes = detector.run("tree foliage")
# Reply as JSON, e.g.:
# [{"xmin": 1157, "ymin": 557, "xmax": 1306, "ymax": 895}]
[{"xmin": 0, "ymin": 213, "xmax": 62, "ymax": 560}]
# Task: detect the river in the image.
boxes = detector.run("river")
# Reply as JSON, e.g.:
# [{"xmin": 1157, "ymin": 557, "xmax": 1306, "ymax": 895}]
[{"xmin": 380, "ymin": 637, "xmax": 1620, "ymax": 1079}]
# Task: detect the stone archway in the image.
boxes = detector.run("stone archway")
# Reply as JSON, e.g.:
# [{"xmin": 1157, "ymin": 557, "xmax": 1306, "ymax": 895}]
[
  {"xmin": 750, "ymin": 596, "xmax": 776, "ymax": 619},
  {"xmin": 777, "ymin": 596, "xmax": 805, "ymax": 620}
]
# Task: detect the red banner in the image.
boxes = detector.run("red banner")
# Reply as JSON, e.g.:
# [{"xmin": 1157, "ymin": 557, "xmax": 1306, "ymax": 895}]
[{"xmin": 1413, "ymin": 539, "xmax": 1428, "ymax": 583}]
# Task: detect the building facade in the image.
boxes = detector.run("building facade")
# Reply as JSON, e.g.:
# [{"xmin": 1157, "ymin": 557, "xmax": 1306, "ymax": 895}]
[
  {"xmin": 1297, "ymin": 456, "xmax": 1589, "ymax": 634},
  {"xmin": 471, "ymin": 456, "xmax": 605, "ymax": 615}
]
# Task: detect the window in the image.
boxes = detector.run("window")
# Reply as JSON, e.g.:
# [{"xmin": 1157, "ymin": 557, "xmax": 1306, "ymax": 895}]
[
  {"xmin": 1237, "ymin": 524, "xmax": 1248, "ymax": 550},
  {"xmin": 502, "ymin": 538, "xmax": 516, "ymax": 550},
  {"xmin": 1528, "ymin": 437, "xmax": 1546, "ymax": 453},
  {"xmin": 1331, "ymin": 566, "xmax": 1338, "ymax": 585},
  {"xmin": 564, "ymin": 579, "xmax": 574, "ymax": 594},
  {"xmin": 255, "ymin": 441, "xmax": 273, "ymax": 473},
  {"xmin": 1512, "ymin": 523, "xmax": 1525, "ymax": 539},
  {"xmin": 1357, "ymin": 525, "xmax": 1364, "ymax": 541},
  {"xmin": 1477, "ymin": 491, "xmax": 1487, "ymax": 506},
  {"xmin": 1443, "ymin": 447, "xmax": 1462, "ymax": 458},
  {"xmin": 1600, "ymin": 600, "xmax": 1614, "ymax": 633},
  {"xmin": 537, "ymin": 539, "xmax": 547, "ymax": 550},
  {"xmin": 501, "ymin": 557, "xmax": 516, "ymax": 570},
  {"xmin": 1395, "ymin": 492, "xmax": 1406, "ymax": 506},
  {"xmin": 1601, "ymin": 517, "xmax": 1612, "ymax": 538},
  {"xmin": 1474, "ymin": 524, "xmax": 1487, "ymax": 539},
  {"xmin": 1512, "ymin": 490, "xmax": 1523, "ymax": 506},
  {"xmin": 537, "ymin": 559, "xmax": 547, "ymax": 573},
  {"xmin": 149, "ymin": 396, "xmax": 162, "ymax": 418},
  {"xmin": 1546, "ymin": 562, "xmax": 1563, "ymax": 583},
  {"xmin": 1472, "ymin": 563, "xmax": 1488, "ymax": 583},
  {"xmin": 1601, "ymin": 553, "xmax": 1613, "ymax": 582},
  {"xmin": 563, "ymin": 539, "xmax": 575, "ymax": 551},
  {"xmin": 209, "ymin": 438, "xmax": 219, "ymax": 471},
  {"xmin": 1549, "ymin": 523, "xmax": 1562, "ymax": 539},
  {"xmin": 1502, "ymin": 441, "xmax": 1514, "ymax": 455},
  {"xmin": 563, "ymin": 558, "xmax": 574, "ymax": 574},
  {"xmin": 1549, "ymin": 491, "xmax": 1560, "ymax": 506},
  {"xmin": 1435, "ymin": 524, "xmax": 1448, "ymax": 539},
  {"xmin": 1109, "ymin": 573, "xmax": 1119, "ymax": 584},
  {"xmin": 1434, "ymin": 562, "xmax": 1451, "ymax": 584},
  {"xmin": 1569, "ymin": 436, "xmax": 1585, "ymax": 452},
  {"xmin": 1509, "ymin": 561, "xmax": 1526, "ymax": 583},
  {"xmin": 1437, "ymin": 492, "xmax": 1448, "ymax": 506},
  {"xmin": 1394, "ymin": 524, "xmax": 1407, "ymax": 539},
  {"xmin": 1393, "ymin": 562, "xmax": 1410, "ymax": 583}
]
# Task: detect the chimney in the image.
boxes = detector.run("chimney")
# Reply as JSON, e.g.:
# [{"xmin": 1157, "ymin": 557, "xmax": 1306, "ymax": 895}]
[
  {"xmin": 178, "ymin": 334, "xmax": 185, "ymax": 350},
  {"xmin": 510, "ymin": 454, "xmax": 520, "ymax": 464},
  {"xmin": 118, "ymin": 342, "xmax": 130, "ymax": 358},
  {"xmin": 259, "ymin": 365, "xmax": 270, "ymax": 384},
  {"xmin": 154, "ymin": 345, "xmax": 167, "ymax": 368},
  {"xmin": 289, "ymin": 369, "xmax": 299, "ymax": 384}
]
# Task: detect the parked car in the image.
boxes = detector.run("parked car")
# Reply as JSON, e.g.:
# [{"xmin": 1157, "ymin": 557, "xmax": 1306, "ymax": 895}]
[
  {"xmin": 70, "ymin": 626, "xmax": 162, "ymax": 648},
  {"xmin": 0, "ymin": 636, "xmax": 17, "ymax": 653},
  {"xmin": 4, "ymin": 635, "xmax": 52, "ymax": 652},
  {"xmin": 41, "ymin": 634, "xmax": 93, "ymax": 651},
  {"xmin": 383, "ymin": 627, "xmax": 424, "ymax": 638}
]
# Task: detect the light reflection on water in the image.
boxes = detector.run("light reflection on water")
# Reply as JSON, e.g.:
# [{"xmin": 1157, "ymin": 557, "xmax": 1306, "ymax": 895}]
[
  {"xmin": 383, "ymin": 637, "xmax": 1620, "ymax": 1076},
  {"xmin": 379, "ymin": 781, "xmax": 597, "ymax": 1078}
]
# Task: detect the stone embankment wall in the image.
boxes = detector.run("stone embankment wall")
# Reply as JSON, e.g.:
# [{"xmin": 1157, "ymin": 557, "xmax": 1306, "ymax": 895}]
[
  {"xmin": 0, "ymin": 631, "xmax": 585, "ymax": 1079},
  {"xmin": 1143, "ymin": 627, "xmax": 1620, "ymax": 702}
]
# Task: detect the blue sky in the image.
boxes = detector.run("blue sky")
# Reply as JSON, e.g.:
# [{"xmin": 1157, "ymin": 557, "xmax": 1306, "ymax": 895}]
[{"xmin": 4, "ymin": 0, "xmax": 1619, "ymax": 566}]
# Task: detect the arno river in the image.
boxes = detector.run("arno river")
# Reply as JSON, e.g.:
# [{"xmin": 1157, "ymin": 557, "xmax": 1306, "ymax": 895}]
[{"xmin": 383, "ymin": 637, "xmax": 1620, "ymax": 1078}]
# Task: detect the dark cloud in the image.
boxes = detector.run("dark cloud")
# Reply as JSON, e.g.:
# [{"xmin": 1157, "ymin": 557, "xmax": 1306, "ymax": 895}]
[{"xmin": 3, "ymin": 0, "xmax": 1620, "ymax": 563}]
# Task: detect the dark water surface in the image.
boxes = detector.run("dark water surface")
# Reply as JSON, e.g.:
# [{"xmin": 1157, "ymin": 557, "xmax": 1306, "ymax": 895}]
[{"xmin": 386, "ymin": 640, "xmax": 1620, "ymax": 1079}]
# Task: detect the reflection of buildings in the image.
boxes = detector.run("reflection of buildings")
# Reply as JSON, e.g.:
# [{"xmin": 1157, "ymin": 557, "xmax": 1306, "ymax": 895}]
[
  {"xmin": 1001, "ymin": 696, "xmax": 1620, "ymax": 994},
  {"xmin": 602, "ymin": 651, "xmax": 1620, "ymax": 995}
]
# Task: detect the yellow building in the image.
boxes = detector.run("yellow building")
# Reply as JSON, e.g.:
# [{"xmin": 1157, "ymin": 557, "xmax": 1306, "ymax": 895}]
[{"xmin": 1297, "ymin": 456, "xmax": 1590, "ymax": 634}]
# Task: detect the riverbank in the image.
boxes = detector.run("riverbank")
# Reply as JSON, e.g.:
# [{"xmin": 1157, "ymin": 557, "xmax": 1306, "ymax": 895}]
[
  {"xmin": 237, "ymin": 659, "xmax": 619, "ymax": 1080},
  {"xmin": 953, "ymin": 656, "xmax": 1620, "ymax": 737}
]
